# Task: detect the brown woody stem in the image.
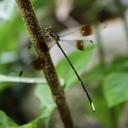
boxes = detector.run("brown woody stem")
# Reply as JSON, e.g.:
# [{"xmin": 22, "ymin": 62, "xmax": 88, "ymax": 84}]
[{"xmin": 16, "ymin": 0, "xmax": 74, "ymax": 128}]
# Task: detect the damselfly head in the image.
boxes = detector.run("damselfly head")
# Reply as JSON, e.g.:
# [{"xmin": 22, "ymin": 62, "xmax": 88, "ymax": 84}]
[
  {"xmin": 44, "ymin": 26, "xmax": 52, "ymax": 34},
  {"xmin": 44, "ymin": 26, "xmax": 60, "ymax": 49}
]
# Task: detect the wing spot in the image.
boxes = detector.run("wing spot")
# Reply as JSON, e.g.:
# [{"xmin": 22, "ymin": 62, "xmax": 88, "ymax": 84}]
[
  {"xmin": 76, "ymin": 40, "xmax": 84, "ymax": 50},
  {"xmin": 81, "ymin": 25, "xmax": 92, "ymax": 36}
]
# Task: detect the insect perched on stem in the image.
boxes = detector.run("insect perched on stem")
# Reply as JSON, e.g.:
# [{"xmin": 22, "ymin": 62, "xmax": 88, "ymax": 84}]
[
  {"xmin": 44, "ymin": 26, "xmax": 96, "ymax": 112},
  {"xmin": 19, "ymin": 24, "xmax": 104, "ymax": 111}
]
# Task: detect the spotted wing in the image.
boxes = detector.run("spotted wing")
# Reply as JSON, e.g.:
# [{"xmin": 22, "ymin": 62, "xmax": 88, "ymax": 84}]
[{"xmin": 47, "ymin": 24, "xmax": 105, "ymax": 50}]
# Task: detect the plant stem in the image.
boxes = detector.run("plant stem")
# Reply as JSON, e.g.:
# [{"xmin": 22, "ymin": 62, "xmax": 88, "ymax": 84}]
[
  {"xmin": 95, "ymin": 24, "xmax": 105, "ymax": 67},
  {"xmin": 16, "ymin": 0, "xmax": 74, "ymax": 128},
  {"xmin": 110, "ymin": 107, "xmax": 118, "ymax": 128},
  {"xmin": 114, "ymin": 0, "xmax": 128, "ymax": 49}
]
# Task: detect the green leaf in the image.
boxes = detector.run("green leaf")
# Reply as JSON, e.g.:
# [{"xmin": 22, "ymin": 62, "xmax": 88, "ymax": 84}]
[
  {"xmin": 56, "ymin": 46, "xmax": 94, "ymax": 88},
  {"xmin": 92, "ymin": 93, "xmax": 112, "ymax": 128},
  {"xmin": 103, "ymin": 72, "xmax": 128, "ymax": 107},
  {"xmin": 33, "ymin": 0, "xmax": 54, "ymax": 8},
  {"xmin": 35, "ymin": 84, "xmax": 56, "ymax": 128},
  {"xmin": 110, "ymin": 56, "xmax": 128, "ymax": 72},
  {"xmin": 17, "ymin": 117, "xmax": 44, "ymax": 128},
  {"xmin": 81, "ymin": 56, "xmax": 128, "ymax": 89},
  {"xmin": 0, "ymin": 15, "xmax": 24, "ymax": 53},
  {"xmin": 0, "ymin": 111, "xmax": 17, "ymax": 128}
]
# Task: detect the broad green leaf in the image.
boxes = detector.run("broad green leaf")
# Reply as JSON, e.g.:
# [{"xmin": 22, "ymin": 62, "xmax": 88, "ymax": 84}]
[
  {"xmin": 0, "ymin": 111, "xmax": 45, "ymax": 128},
  {"xmin": 33, "ymin": 0, "xmax": 54, "ymax": 8},
  {"xmin": 82, "ymin": 64, "xmax": 106, "ymax": 87},
  {"xmin": 56, "ymin": 46, "xmax": 94, "ymax": 89},
  {"xmin": 82, "ymin": 56, "xmax": 128, "ymax": 88},
  {"xmin": 110, "ymin": 56, "xmax": 128, "ymax": 72},
  {"xmin": 0, "ymin": 111, "xmax": 17, "ymax": 127},
  {"xmin": 35, "ymin": 84, "xmax": 56, "ymax": 128},
  {"xmin": 0, "ymin": 15, "xmax": 24, "ymax": 53},
  {"xmin": 91, "ymin": 93, "xmax": 112, "ymax": 128},
  {"xmin": 103, "ymin": 72, "xmax": 128, "ymax": 107}
]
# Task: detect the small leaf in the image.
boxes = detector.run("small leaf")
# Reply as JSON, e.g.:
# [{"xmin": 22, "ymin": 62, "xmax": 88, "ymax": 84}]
[
  {"xmin": 17, "ymin": 117, "xmax": 44, "ymax": 128},
  {"xmin": 35, "ymin": 84, "xmax": 56, "ymax": 128},
  {"xmin": 103, "ymin": 72, "xmax": 128, "ymax": 107},
  {"xmin": 0, "ymin": 111, "xmax": 17, "ymax": 127},
  {"xmin": 110, "ymin": 56, "xmax": 128, "ymax": 72},
  {"xmin": 0, "ymin": 15, "xmax": 24, "ymax": 53}
]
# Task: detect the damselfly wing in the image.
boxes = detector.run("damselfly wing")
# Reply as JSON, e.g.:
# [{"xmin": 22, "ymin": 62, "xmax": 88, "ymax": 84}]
[
  {"xmin": 20, "ymin": 24, "xmax": 105, "ymax": 74},
  {"xmin": 19, "ymin": 25, "xmax": 98, "ymax": 75},
  {"xmin": 44, "ymin": 24, "xmax": 105, "ymax": 50}
]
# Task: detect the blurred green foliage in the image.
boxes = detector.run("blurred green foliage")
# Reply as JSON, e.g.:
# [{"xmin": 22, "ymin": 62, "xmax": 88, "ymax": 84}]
[
  {"xmin": 0, "ymin": 111, "xmax": 18, "ymax": 127},
  {"xmin": 0, "ymin": 0, "xmax": 128, "ymax": 128}
]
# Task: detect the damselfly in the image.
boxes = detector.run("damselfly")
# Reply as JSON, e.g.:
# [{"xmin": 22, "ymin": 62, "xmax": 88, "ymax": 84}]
[{"xmin": 43, "ymin": 25, "xmax": 99, "ymax": 112}]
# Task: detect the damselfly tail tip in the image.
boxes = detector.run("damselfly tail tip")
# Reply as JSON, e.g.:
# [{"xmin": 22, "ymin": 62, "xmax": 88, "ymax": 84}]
[{"xmin": 90, "ymin": 102, "xmax": 95, "ymax": 112}]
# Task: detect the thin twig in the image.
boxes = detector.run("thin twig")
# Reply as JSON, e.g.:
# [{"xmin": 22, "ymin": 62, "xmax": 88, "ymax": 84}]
[
  {"xmin": 0, "ymin": 74, "xmax": 64, "ymax": 84},
  {"xmin": 0, "ymin": 74, "xmax": 46, "ymax": 84},
  {"xmin": 16, "ymin": 0, "xmax": 74, "ymax": 128}
]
